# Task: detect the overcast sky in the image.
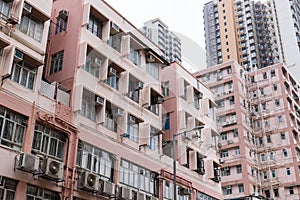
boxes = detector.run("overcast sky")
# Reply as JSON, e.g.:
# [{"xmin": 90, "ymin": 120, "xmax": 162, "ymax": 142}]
[{"xmin": 104, "ymin": 0, "xmax": 209, "ymax": 71}]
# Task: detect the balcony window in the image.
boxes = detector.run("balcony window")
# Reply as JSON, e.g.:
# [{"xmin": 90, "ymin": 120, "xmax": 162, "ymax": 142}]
[
  {"xmin": 162, "ymin": 81, "xmax": 170, "ymax": 97},
  {"xmin": 127, "ymin": 115, "xmax": 139, "ymax": 142},
  {"xmin": 0, "ymin": 105, "xmax": 27, "ymax": 150},
  {"xmin": 0, "ymin": 0, "xmax": 11, "ymax": 20},
  {"xmin": 80, "ymin": 89, "xmax": 96, "ymax": 121},
  {"xmin": 162, "ymin": 113, "xmax": 170, "ymax": 130},
  {"xmin": 128, "ymin": 79, "xmax": 143, "ymax": 103},
  {"xmin": 223, "ymin": 186, "xmax": 232, "ymax": 195},
  {"xmin": 105, "ymin": 67, "xmax": 120, "ymax": 90},
  {"xmin": 32, "ymin": 123, "xmax": 66, "ymax": 161},
  {"xmin": 18, "ymin": 15, "xmax": 43, "ymax": 42},
  {"xmin": 11, "ymin": 61, "xmax": 36, "ymax": 90},
  {"xmin": 108, "ymin": 33, "xmax": 122, "ymax": 52},
  {"xmin": 50, "ymin": 51, "xmax": 64, "ymax": 74},
  {"xmin": 128, "ymin": 48, "xmax": 141, "ymax": 66},
  {"xmin": 84, "ymin": 56, "xmax": 102, "ymax": 78},
  {"xmin": 149, "ymin": 126, "xmax": 159, "ymax": 152},
  {"xmin": 119, "ymin": 159, "xmax": 157, "ymax": 194},
  {"xmin": 220, "ymin": 150, "xmax": 228, "ymax": 158},
  {"xmin": 87, "ymin": 14, "xmax": 102, "ymax": 39},
  {"xmin": 104, "ymin": 106, "xmax": 117, "ymax": 132},
  {"xmin": 26, "ymin": 185, "xmax": 60, "ymax": 200},
  {"xmin": 76, "ymin": 141, "xmax": 114, "ymax": 180},
  {"xmin": 0, "ymin": 176, "xmax": 17, "ymax": 200},
  {"xmin": 146, "ymin": 63, "xmax": 159, "ymax": 80}
]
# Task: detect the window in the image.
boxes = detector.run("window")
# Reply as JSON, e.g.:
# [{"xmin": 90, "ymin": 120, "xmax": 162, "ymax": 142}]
[
  {"xmin": 283, "ymin": 149, "xmax": 288, "ymax": 157},
  {"xmin": 259, "ymin": 137, "xmax": 263, "ymax": 145},
  {"xmin": 84, "ymin": 56, "xmax": 102, "ymax": 78},
  {"xmin": 271, "ymin": 69, "xmax": 276, "ymax": 77},
  {"xmin": 238, "ymin": 184, "xmax": 244, "ymax": 193},
  {"xmin": 26, "ymin": 185, "xmax": 60, "ymax": 200},
  {"xmin": 281, "ymin": 132, "xmax": 286, "ymax": 140},
  {"xmin": 233, "ymin": 129, "xmax": 238, "ymax": 138},
  {"xmin": 55, "ymin": 17, "xmax": 67, "ymax": 34},
  {"xmin": 32, "ymin": 124, "xmax": 66, "ymax": 160},
  {"xmin": 104, "ymin": 106, "xmax": 117, "ymax": 132},
  {"xmin": 227, "ymin": 67, "xmax": 232, "ymax": 74},
  {"xmin": 275, "ymin": 99, "xmax": 280, "ymax": 107},
  {"xmin": 105, "ymin": 67, "xmax": 120, "ymax": 90},
  {"xmin": 88, "ymin": 14, "xmax": 102, "ymax": 38},
  {"xmin": 221, "ymin": 167, "xmax": 230, "ymax": 176},
  {"xmin": 273, "ymin": 84, "xmax": 278, "ymax": 91},
  {"xmin": 220, "ymin": 150, "xmax": 229, "ymax": 158},
  {"xmin": 50, "ymin": 51, "xmax": 64, "ymax": 74},
  {"xmin": 286, "ymin": 168, "xmax": 291, "ymax": 175},
  {"xmin": 289, "ymin": 187, "xmax": 294, "ymax": 195},
  {"xmin": 0, "ymin": 105, "xmax": 27, "ymax": 150},
  {"xmin": 223, "ymin": 186, "xmax": 232, "ymax": 195},
  {"xmin": 263, "ymin": 72, "xmax": 267, "ymax": 79},
  {"xmin": 146, "ymin": 63, "xmax": 159, "ymax": 80},
  {"xmin": 19, "ymin": 14, "xmax": 44, "ymax": 42},
  {"xmin": 269, "ymin": 152, "xmax": 274, "ymax": 160},
  {"xmin": 127, "ymin": 115, "xmax": 139, "ymax": 142},
  {"xmin": 278, "ymin": 116, "xmax": 283, "ymax": 123},
  {"xmin": 0, "ymin": 176, "xmax": 17, "ymax": 200},
  {"xmin": 119, "ymin": 159, "xmax": 156, "ymax": 194},
  {"xmin": 149, "ymin": 126, "xmax": 159, "ymax": 152},
  {"xmin": 80, "ymin": 89, "xmax": 96, "ymax": 121},
  {"xmin": 261, "ymin": 154, "xmax": 266, "ymax": 161},
  {"xmin": 11, "ymin": 60, "xmax": 36, "ymax": 90},
  {"xmin": 267, "ymin": 135, "xmax": 271, "ymax": 143},
  {"xmin": 128, "ymin": 48, "xmax": 141, "ymax": 66},
  {"xmin": 0, "ymin": 0, "xmax": 11, "ymax": 20},
  {"xmin": 235, "ymin": 148, "xmax": 240, "ymax": 155},
  {"xmin": 162, "ymin": 113, "xmax": 170, "ymax": 130},
  {"xmin": 162, "ymin": 81, "xmax": 170, "ymax": 97},
  {"xmin": 76, "ymin": 141, "xmax": 114, "ymax": 180},
  {"xmin": 263, "ymin": 171, "xmax": 268, "ymax": 179},
  {"xmin": 271, "ymin": 170, "xmax": 276, "ymax": 178},
  {"xmin": 220, "ymin": 133, "xmax": 227, "ymax": 140}
]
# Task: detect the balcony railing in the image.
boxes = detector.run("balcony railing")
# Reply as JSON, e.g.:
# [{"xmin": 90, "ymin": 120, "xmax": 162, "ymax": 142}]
[{"xmin": 39, "ymin": 80, "xmax": 70, "ymax": 106}]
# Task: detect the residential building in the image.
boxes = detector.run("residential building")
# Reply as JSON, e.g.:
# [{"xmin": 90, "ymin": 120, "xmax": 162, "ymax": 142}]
[
  {"xmin": 195, "ymin": 61, "xmax": 300, "ymax": 199},
  {"xmin": 0, "ymin": 0, "xmax": 78, "ymax": 199},
  {"xmin": 203, "ymin": 0, "xmax": 300, "ymax": 77},
  {"xmin": 142, "ymin": 18, "xmax": 182, "ymax": 64}
]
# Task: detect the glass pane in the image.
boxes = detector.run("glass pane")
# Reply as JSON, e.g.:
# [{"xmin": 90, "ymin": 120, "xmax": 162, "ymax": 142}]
[
  {"xmin": 27, "ymin": 185, "xmax": 37, "ymax": 195},
  {"xmin": 32, "ymin": 132, "xmax": 42, "ymax": 150},
  {"xmin": 56, "ymin": 141, "xmax": 64, "ymax": 159},
  {"xmin": 3, "ymin": 121, "xmax": 13, "ymax": 140},
  {"xmin": 14, "ymin": 124, "xmax": 25, "ymax": 144},
  {"xmin": 13, "ymin": 65, "xmax": 21, "ymax": 83},
  {"xmin": 20, "ymin": 69, "xmax": 28, "ymax": 87},
  {"xmin": 28, "ymin": 73, "xmax": 35, "ymax": 90},
  {"xmin": 42, "ymin": 135, "xmax": 49, "ymax": 154},
  {"xmin": 6, "ymin": 191, "xmax": 15, "ymax": 200},
  {"xmin": 49, "ymin": 138, "xmax": 57, "ymax": 156},
  {"xmin": 0, "ymin": 189, "xmax": 3, "ymax": 199}
]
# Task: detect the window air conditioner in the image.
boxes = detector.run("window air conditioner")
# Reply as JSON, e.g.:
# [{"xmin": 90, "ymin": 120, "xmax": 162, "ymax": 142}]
[
  {"xmin": 80, "ymin": 171, "xmax": 100, "ymax": 192},
  {"xmin": 99, "ymin": 179, "xmax": 115, "ymax": 196},
  {"xmin": 14, "ymin": 50, "xmax": 23, "ymax": 62},
  {"xmin": 41, "ymin": 157, "xmax": 64, "ymax": 180},
  {"xmin": 92, "ymin": 57, "xmax": 102, "ymax": 67},
  {"xmin": 137, "ymin": 191, "xmax": 147, "ymax": 200},
  {"xmin": 17, "ymin": 153, "xmax": 39, "ymax": 173},
  {"xmin": 137, "ymin": 81, "xmax": 144, "ymax": 90},
  {"xmin": 197, "ymin": 93, "xmax": 203, "ymax": 99},
  {"xmin": 119, "ymin": 187, "xmax": 132, "ymax": 199},
  {"xmin": 110, "ymin": 22, "xmax": 120, "ymax": 35},
  {"xmin": 109, "ymin": 68, "xmax": 117, "ymax": 76},
  {"xmin": 129, "ymin": 115, "xmax": 136, "ymax": 123},
  {"xmin": 146, "ymin": 54, "xmax": 155, "ymax": 63},
  {"xmin": 23, "ymin": 2, "xmax": 32, "ymax": 15},
  {"xmin": 59, "ymin": 10, "xmax": 69, "ymax": 20},
  {"xmin": 227, "ymin": 140, "xmax": 233, "ymax": 144},
  {"xmin": 95, "ymin": 96, "xmax": 104, "ymax": 106},
  {"xmin": 115, "ymin": 108, "xmax": 124, "ymax": 117}
]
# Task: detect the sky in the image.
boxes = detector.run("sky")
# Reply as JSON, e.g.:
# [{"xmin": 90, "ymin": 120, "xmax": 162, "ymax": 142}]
[{"xmin": 104, "ymin": 0, "xmax": 209, "ymax": 71}]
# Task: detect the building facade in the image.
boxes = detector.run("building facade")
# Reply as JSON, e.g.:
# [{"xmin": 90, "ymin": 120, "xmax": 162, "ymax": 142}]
[
  {"xmin": 203, "ymin": 0, "xmax": 300, "ymax": 75},
  {"xmin": 142, "ymin": 18, "xmax": 182, "ymax": 64},
  {"xmin": 0, "ymin": 0, "xmax": 223, "ymax": 200},
  {"xmin": 195, "ymin": 61, "xmax": 300, "ymax": 199}
]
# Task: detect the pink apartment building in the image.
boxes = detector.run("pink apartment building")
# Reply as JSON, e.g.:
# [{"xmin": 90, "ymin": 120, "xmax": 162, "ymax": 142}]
[
  {"xmin": 195, "ymin": 61, "xmax": 300, "ymax": 200},
  {"xmin": 0, "ymin": 0, "xmax": 223, "ymax": 200}
]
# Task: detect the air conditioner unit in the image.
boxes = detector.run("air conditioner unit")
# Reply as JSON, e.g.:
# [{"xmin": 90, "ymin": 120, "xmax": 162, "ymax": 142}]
[
  {"xmin": 219, "ymin": 158, "xmax": 224, "ymax": 164},
  {"xmin": 195, "ymin": 167, "xmax": 205, "ymax": 175},
  {"xmin": 7, "ymin": 15, "xmax": 19, "ymax": 25},
  {"xmin": 92, "ymin": 57, "xmax": 102, "ymax": 67},
  {"xmin": 226, "ymin": 185, "xmax": 232, "ymax": 189},
  {"xmin": 23, "ymin": 2, "xmax": 32, "ymax": 15},
  {"xmin": 80, "ymin": 171, "xmax": 100, "ymax": 191},
  {"xmin": 137, "ymin": 81, "xmax": 144, "ymax": 90},
  {"xmin": 137, "ymin": 191, "xmax": 147, "ymax": 200},
  {"xmin": 147, "ymin": 196, "xmax": 159, "ymax": 200},
  {"xmin": 197, "ymin": 93, "xmax": 203, "ymax": 99},
  {"xmin": 110, "ymin": 22, "xmax": 120, "ymax": 35},
  {"xmin": 109, "ymin": 68, "xmax": 117, "ymax": 76},
  {"xmin": 154, "ymin": 96, "xmax": 164, "ymax": 104},
  {"xmin": 129, "ymin": 115, "xmax": 136, "ymax": 123},
  {"xmin": 115, "ymin": 108, "xmax": 124, "ymax": 117},
  {"xmin": 95, "ymin": 96, "xmax": 104, "ymax": 106},
  {"xmin": 42, "ymin": 157, "xmax": 64, "ymax": 180},
  {"xmin": 59, "ymin": 9, "xmax": 69, "ymax": 20},
  {"xmin": 14, "ymin": 50, "xmax": 23, "ymax": 62},
  {"xmin": 213, "ymin": 176, "xmax": 221, "ymax": 182},
  {"xmin": 146, "ymin": 54, "xmax": 155, "ymax": 63},
  {"xmin": 99, "ymin": 179, "xmax": 115, "ymax": 196},
  {"xmin": 17, "ymin": 153, "xmax": 39, "ymax": 173},
  {"xmin": 227, "ymin": 140, "xmax": 233, "ymax": 144},
  {"xmin": 217, "ymin": 75, "xmax": 223, "ymax": 80},
  {"xmin": 119, "ymin": 187, "xmax": 132, "ymax": 199},
  {"xmin": 224, "ymin": 167, "xmax": 230, "ymax": 170}
]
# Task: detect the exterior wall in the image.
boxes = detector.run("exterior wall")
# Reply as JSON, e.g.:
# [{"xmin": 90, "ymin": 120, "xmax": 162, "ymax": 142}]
[{"xmin": 195, "ymin": 61, "xmax": 300, "ymax": 199}]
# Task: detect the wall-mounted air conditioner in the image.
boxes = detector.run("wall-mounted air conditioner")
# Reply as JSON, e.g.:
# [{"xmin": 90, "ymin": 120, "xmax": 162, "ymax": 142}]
[
  {"xmin": 99, "ymin": 179, "xmax": 115, "ymax": 196},
  {"xmin": 41, "ymin": 157, "xmax": 64, "ymax": 180},
  {"xmin": 79, "ymin": 171, "xmax": 100, "ymax": 192},
  {"xmin": 17, "ymin": 153, "xmax": 39, "ymax": 173},
  {"xmin": 119, "ymin": 187, "xmax": 132, "ymax": 199},
  {"xmin": 95, "ymin": 96, "xmax": 104, "ymax": 106}
]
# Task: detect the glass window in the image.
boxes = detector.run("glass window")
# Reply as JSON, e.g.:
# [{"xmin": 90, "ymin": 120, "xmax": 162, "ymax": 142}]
[
  {"xmin": 0, "ymin": 0, "xmax": 11, "ymax": 20},
  {"xmin": 127, "ymin": 115, "xmax": 139, "ymax": 142},
  {"xmin": 87, "ymin": 14, "xmax": 102, "ymax": 38},
  {"xmin": 128, "ymin": 48, "xmax": 141, "ymax": 66},
  {"xmin": 0, "ymin": 176, "xmax": 17, "ymax": 200},
  {"xmin": 11, "ymin": 61, "xmax": 36, "ymax": 90},
  {"xmin": 104, "ymin": 67, "xmax": 120, "ymax": 90},
  {"xmin": 26, "ymin": 184, "xmax": 60, "ymax": 200},
  {"xmin": 238, "ymin": 184, "xmax": 244, "ymax": 193},
  {"xmin": 162, "ymin": 113, "xmax": 170, "ymax": 130},
  {"xmin": 76, "ymin": 141, "xmax": 114, "ymax": 180},
  {"xmin": 80, "ymin": 89, "xmax": 96, "ymax": 121},
  {"xmin": 32, "ymin": 124, "xmax": 66, "ymax": 160},
  {"xmin": 104, "ymin": 107, "xmax": 117, "ymax": 132},
  {"xmin": 283, "ymin": 149, "xmax": 288, "ymax": 157},
  {"xmin": 286, "ymin": 168, "xmax": 291, "ymax": 175},
  {"xmin": 50, "ymin": 51, "xmax": 64, "ymax": 74},
  {"xmin": 149, "ymin": 127, "xmax": 159, "ymax": 152},
  {"xmin": 162, "ymin": 81, "xmax": 170, "ymax": 97},
  {"xmin": 237, "ymin": 165, "xmax": 242, "ymax": 174},
  {"xmin": 18, "ymin": 14, "xmax": 44, "ymax": 42},
  {"xmin": 146, "ymin": 63, "xmax": 159, "ymax": 80},
  {"xmin": 281, "ymin": 132, "xmax": 286, "ymax": 140},
  {"xmin": 55, "ymin": 17, "xmax": 67, "ymax": 34},
  {"xmin": 0, "ymin": 105, "xmax": 27, "ymax": 150}
]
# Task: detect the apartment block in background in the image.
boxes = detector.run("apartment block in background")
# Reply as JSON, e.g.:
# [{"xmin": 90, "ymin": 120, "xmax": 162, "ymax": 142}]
[
  {"xmin": 203, "ymin": 0, "xmax": 297, "ymax": 74},
  {"xmin": 195, "ymin": 61, "xmax": 300, "ymax": 199},
  {"xmin": 44, "ymin": 0, "xmax": 222, "ymax": 199},
  {"xmin": 142, "ymin": 18, "xmax": 182, "ymax": 64},
  {"xmin": 0, "ymin": 0, "xmax": 78, "ymax": 199}
]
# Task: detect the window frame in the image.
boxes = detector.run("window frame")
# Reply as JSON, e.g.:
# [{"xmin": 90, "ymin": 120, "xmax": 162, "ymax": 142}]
[
  {"xmin": 11, "ymin": 61, "xmax": 37, "ymax": 90},
  {"xmin": 50, "ymin": 51, "xmax": 64, "ymax": 74}
]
